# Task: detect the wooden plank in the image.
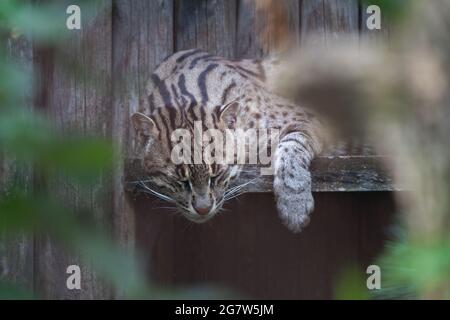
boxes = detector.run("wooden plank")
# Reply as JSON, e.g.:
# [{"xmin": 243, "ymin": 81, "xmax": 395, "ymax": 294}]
[
  {"xmin": 301, "ymin": 0, "xmax": 359, "ymax": 44},
  {"xmin": 125, "ymin": 155, "xmax": 400, "ymax": 193},
  {"xmin": 0, "ymin": 34, "xmax": 34, "ymax": 293},
  {"xmin": 135, "ymin": 190, "xmax": 396, "ymax": 299},
  {"xmin": 236, "ymin": 0, "xmax": 300, "ymax": 58},
  {"xmin": 111, "ymin": 0, "xmax": 174, "ymax": 297},
  {"xmin": 236, "ymin": 156, "xmax": 399, "ymax": 192},
  {"xmin": 175, "ymin": 0, "xmax": 237, "ymax": 57},
  {"xmin": 33, "ymin": 1, "xmax": 112, "ymax": 299}
]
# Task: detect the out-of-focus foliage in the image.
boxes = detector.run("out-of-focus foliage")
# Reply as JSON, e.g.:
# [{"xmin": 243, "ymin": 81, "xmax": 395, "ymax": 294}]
[
  {"xmin": 376, "ymin": 235, "xmax": 450, "ymax": 299},
  {"xmin": 334, "ymin": 264, "xmax": 369, "ymax": 300},
  {"xmin": 0, "ymin": 281, "xmax": 35, "ymax": 299},
  {"xmin": 276, "ymin": 0, "xmax": 450, "ymax": 299},
  {"xmin": 360, "ymin": 0, "xmax": 410, "ymax": 22},
  {"xmin": 0, "ymin": 0, "xmax": 146, "ymax": 299},
  {"xmin": 0, "ymin": 113, "xmax": 115, "ymax": 184},
  {"xmin": 0, "ymin": 0, "xmax": 97, "ymax": 43}
]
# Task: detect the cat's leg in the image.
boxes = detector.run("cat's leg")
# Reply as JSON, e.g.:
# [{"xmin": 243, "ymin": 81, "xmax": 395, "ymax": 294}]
[{"xmin": 273, "ymin": 130, "xmax": 318, "ymax": 232}]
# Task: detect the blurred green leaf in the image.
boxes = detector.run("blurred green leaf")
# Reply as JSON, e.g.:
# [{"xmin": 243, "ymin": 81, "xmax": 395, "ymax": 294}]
[
  {"xmin": 377, "ymin": 237, "xmax": 450, "ymax": 299},
  {"xmin": 46, "ymin": 137, "xmax": 116, "ymax": 182},
  {"xmin": 0, "ymin": 193, "xmax": 43, "ymax": 233},
  {"xmin": 0, "ymin": 192, "xmax": 149, "ymax": 297},
  {"xmin": 0, "ymin": 112, "xmax": 116, "ymax": 183},
  {"xmin": 70, "ymin": 231, "xmax": 149, "ymax": 298},
  {"xmin": 0, "ymin": 60, "xmax": 30, "ymax": 107},
  {"xmin": 0, "ymin": 0, "xmax": 62, "ymax": 42},
  {"xmin": 0, "ymin": 0, "xmax": 102, "ymax": 44},
  {"xmin": 361, "ymin": 0, "xmax": 410, "ymax": 22},
  {"xmin": 334, "ymin": 264, "xmax": 369, "ymax": 300},
  {"xmin": 0, "ymin": 281, "xmax": 35, "ymax": 300}
]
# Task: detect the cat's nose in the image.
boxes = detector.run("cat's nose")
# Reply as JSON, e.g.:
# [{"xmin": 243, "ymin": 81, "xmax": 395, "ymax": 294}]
[
  {"xmin": 192, "ymin": 195, "xmax": 213, "ymax": 216},
  {"xmin": 193, "ymin": 204, "xmax": 212, "ymax": 216}
]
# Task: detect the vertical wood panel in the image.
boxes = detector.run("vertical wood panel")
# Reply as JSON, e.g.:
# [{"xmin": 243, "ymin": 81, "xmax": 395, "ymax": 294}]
[
  {"xmin": 301, "ymin": 0, "xmax": 359, "ymax": 45},
  {"xmin": 34, "ymin": 1, "xmax": 112, "ymax": 299},
  {"xmin": 0, "ymin": 35, "xmax": 34, "ymax": 293},
  {"xmin": 175, "ymin": 0, "xmax": 237, "ymax": 57},
  {"xmin": 111, "ymin": 0, "xmax": 174, "ymax": 293}
]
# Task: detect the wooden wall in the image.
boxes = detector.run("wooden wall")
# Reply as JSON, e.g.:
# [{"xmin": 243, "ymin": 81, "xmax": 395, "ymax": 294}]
[{"xmin": 1, "ymin": 0, "xmax": 394, "ymax": 299}]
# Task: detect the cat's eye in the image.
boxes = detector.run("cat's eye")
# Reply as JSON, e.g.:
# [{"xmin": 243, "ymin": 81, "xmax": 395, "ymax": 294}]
[{"xmin": 180, "ymin": 179, "xmax": 190, "ymax": 189}]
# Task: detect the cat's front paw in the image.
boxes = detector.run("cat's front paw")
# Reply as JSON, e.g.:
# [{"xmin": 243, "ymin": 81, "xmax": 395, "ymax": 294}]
[
  {"xmin": 275, "ymin": 188, "xmax": 314, "ymax": 233},
  {"xmin": 273, "ymin": 168, "xmax": 314, "ymax": 233}
]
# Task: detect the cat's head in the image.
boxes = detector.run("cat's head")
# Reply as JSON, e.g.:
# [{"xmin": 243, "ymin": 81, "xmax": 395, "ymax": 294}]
[{"xmin": 131, "ymin": 101, "xmax": 241, "ymax": 223}]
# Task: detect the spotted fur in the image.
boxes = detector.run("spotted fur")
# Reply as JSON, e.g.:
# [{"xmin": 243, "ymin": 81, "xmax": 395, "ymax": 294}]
[{"xmin": 131, "ymin": 49, "xmax": 323, "ymax": 232}]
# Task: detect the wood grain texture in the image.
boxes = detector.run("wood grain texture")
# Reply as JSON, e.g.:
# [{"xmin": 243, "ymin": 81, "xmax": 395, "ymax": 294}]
[
  {"xmin": 33, "ymin": 1, "xmax": 112, "ymax": 299},
  {"xmin": 135, "ymin": 191, "xmax": 396, "ymax": 299},
  {"xmin": 301, "ymin": 0, "xmax": 359, "ymax": 44},
  {"xmin": 175, "ymin": 0, "xmax": 237, "ymax": 57},
  {"xmin": 0, "ymin": 35, "xmax": 34, "ymax": 292},
  {"xmin": 111, "ymin": 0, "xmax": 174, "ymax": 297},
  {"xmin": 125, "ymin": 155, "xmax": 400, "ymax": 193}
]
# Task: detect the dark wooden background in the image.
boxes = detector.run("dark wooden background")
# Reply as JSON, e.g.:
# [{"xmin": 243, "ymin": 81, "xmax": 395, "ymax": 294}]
[{"xmin": 1, "ymin": 0, "xmax": 396, "ymax": 299}]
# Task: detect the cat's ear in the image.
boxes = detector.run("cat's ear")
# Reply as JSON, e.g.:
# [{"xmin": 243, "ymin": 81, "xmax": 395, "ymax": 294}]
[
  {"xmin": 219, "ymin": 101, "xmax": 240, "ymax": 129},
  {"xmin": 131, "ymin": 112, "xmax": 158, "ymax": 137}
]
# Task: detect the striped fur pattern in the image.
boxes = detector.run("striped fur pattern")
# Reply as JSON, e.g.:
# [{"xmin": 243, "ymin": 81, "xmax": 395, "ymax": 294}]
[{"xmin": 131, "ymin": 49, "xmax": 323, "ymax": 232}]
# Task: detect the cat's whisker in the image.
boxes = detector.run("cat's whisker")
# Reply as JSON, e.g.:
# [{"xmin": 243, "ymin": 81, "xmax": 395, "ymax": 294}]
[
  {"xmin": 236, "ymin": 169, "xmax": 258, "ymax": 173},
  {"xmin": 224, "ymin": 192, "xmax": 246, "ymax": 201},
  {"xmin": 232, "ymin": 177, "xmax": 259, "ymax": 189},
  {"xmin": 224, "ymin": 186, "xmax": 242, "ymax": 197},
  {"xmin": 224, "ymin": 191, "xmax": 247, "ymax": 201},
  {"xmin": 139, "ymin": 182, "xmax": 175, "ymax": 203},
  {"xmin": 218, "ymin": 206, "xmax": 230, "ymax": 213},
  {"xmin": 139, "ymin": 189, "xmax": 169, "ymax": 201},
  {"xmin": 224, "ymin": 178, "xmax": 259, "ymax": 200}
]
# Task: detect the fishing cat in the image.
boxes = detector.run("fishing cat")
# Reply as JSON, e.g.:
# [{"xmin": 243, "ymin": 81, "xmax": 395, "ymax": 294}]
[{"xmin": 131, "ymin": 49, "xmax": 323, "ymax": 232}]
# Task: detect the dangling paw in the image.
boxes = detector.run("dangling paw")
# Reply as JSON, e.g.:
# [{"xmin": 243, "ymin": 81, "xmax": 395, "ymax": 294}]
[
  {"xmin": 273, "ymin": 168, "xmax": 314, "ymax": 233},
  {"xmin": 275, "ymin": 187, "xmax": 314, "ymax": 233}
]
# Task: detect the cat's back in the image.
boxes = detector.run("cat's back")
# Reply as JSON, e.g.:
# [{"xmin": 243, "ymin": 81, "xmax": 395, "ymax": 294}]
[
  {"xmin": 151, "ymin": 49, "xmax": 266, "ymax": 83},
  {"xmin": 145, "ymin": 49, "xmax": 270, "ymax": 108}
]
